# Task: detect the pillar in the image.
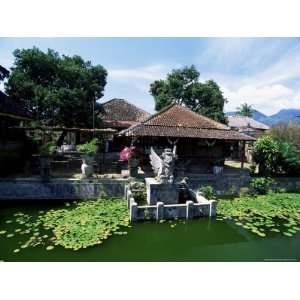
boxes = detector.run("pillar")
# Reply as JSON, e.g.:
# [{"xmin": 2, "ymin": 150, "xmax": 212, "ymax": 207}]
[
  {"xmin": 156, "ymin": 201, "xmax": 164, "ymax": 220},
  {"xmin": 186, "ymin": 200, "xmax": 194, "ymax": 219},
  {"xmin": 209, "ymin": 200, "xmax": 217, "ymax": 217},
  {"xmin": 241, "ymin": 141, "xmax": 245, "ymax": 168},
  {"xmin": 130, "ymin": 200, "xmax": 138, "ymax": 222}
]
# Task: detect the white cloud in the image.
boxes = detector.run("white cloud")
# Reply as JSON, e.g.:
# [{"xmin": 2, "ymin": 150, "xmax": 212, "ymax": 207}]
[
  {"xmin": 108, "ymin": 64, "xmax": 170, "ymax": 81},
  {"xmin": 204, "ymin": 40, "xmax": 300, "ymax": 115},
  {"xmin": 222, "ymin": 84, "xmax": 300, "ymax": 115}
]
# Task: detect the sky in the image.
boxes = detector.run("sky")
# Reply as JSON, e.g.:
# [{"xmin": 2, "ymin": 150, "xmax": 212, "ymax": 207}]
[{"xmin": 1, "ymin": 37, "xmax": 300, "ymax": 116}]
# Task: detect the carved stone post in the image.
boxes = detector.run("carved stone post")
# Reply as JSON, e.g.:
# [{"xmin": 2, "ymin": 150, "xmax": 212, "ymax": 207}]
[
  {"xmin": 130, "ymin": 200, "xmax": 138, "ymax": 222},
  {"xmin": 209, "ymin": 200, "xmax": 217, "ymax": 217},
  {"xmin": 186, "ymin": 200, "xmax": 194, "ymax": 219},
  {"xmin": 156, "ymin": 201, "xmax": 164, "ymax": 220}
]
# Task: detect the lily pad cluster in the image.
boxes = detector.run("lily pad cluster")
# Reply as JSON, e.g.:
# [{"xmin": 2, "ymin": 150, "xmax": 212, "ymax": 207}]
[
  {"xmin": 0, "ymin": 198, "xmax": 130, "ymax": 253},
  {"xmin": 42, "ymin": 198, "xmax": 130, "ymax": 250},
  {"xmin": 217, "ymin": 193, "xmax": 300, "ymax": 237}
]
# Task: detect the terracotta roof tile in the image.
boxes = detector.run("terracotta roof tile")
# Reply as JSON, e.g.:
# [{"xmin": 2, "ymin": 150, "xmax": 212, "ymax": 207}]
[
  {"xmin": 228, "ymin": 115, "xmax": 270, "ymax": 130},
  {"xmin": 144, "ymin": 104, "xmax": 229, "ymax": 130},
  {"xmin": 119, "ymin": 104, "xmax": 255, "ymax": 141},
  {"xmin": 99, "ymin": 99, "xmax": 150, "ymax": 127}
]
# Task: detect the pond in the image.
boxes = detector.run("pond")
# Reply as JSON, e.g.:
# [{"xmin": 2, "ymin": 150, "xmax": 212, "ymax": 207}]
[{"xmin": 0, "ymin": 200, "xmax": 299, "ymax": 262}]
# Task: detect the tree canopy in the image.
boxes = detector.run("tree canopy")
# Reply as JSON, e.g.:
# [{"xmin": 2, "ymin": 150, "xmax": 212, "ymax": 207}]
[
  {"xmin": 0, "ymin": 65, "xmax": 9, "ymax": 81},
  {"xmin": 149, "ymin": 65, "xmax": 227, "ymax": 123},
  {"xmin": 5, "ymin": 47, "xmax": 107, "ymax": 128},
  {"xmin": 236, "ymin": 103, "xmax": 254, "ymax": 117}
]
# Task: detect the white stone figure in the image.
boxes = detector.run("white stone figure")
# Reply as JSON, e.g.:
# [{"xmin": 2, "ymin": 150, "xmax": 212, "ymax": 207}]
[
  {"xmin": 81, "ymin": 156, "xmax": 94, "ymax": 178},
  {"xmin": 149, "ymin": 147, "xmax": 176, "ymax": 183}
]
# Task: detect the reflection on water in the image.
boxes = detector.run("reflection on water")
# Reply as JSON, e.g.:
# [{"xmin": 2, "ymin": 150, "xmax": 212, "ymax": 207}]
[{"xmin": 0, "ymin": 200, "xmax": 299, "ymax": 262}]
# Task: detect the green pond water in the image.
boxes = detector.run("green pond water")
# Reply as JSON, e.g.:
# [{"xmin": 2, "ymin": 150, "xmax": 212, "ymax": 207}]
[{"xmin": 0, "ymin": 200, "xmax": 299, "ymax": 262}]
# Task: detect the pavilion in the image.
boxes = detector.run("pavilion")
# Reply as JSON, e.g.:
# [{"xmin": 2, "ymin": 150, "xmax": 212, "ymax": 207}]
[{"xmin": 118, "ymin": 103, "xmax": 255, "ymax": 175}]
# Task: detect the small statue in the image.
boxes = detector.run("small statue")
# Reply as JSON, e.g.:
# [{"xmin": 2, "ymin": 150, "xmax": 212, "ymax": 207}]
[
  {"xmin": 81, "ymin": 156, "xmax": 94, "ymax": 178},
  {"xmin": 149, "ymin": 147, "xmax": 176, "ymax": 183}
]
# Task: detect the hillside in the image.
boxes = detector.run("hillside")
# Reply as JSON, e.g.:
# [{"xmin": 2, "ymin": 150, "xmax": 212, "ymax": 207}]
[{"xmin": 226, "ymin": 109, "xmax": 300, "ymax": 125}]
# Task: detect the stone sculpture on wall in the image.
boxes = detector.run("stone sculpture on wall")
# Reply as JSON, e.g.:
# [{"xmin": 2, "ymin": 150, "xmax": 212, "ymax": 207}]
[{"xmin": 149, "ymin": 147, "xmax": 176, "ymax": 184}]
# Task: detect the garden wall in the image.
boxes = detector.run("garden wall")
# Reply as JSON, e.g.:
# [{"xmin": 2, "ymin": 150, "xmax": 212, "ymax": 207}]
[
  {"xmin": 0, "ymin": 178, "xmax": 127, "ymax": 200},
  {"xmin": 187, "ymin": 174, "xmax": 252, "ymax": 195},
  {"xmin": 188, "ymin": 175, "xmax": 300, "ymax": 195},
  {"xmin": 271, "ymin": 177, "xmax": 300, "ymax": 192}
]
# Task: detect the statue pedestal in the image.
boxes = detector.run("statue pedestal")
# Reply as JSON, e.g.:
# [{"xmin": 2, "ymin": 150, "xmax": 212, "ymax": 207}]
[{"xmin": 145, "ymin": 178, "xmax": 179, "ymax": 205}]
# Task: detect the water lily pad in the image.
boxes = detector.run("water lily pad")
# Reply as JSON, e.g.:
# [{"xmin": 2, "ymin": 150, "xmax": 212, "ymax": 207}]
[
  {"xmin": 283, "ymin": 232, "xmax": 293, "ymax": 237},
  {"xmin": 6, "ymin": 233, "xmax": 14, "ymax": 238},
  {"xmin": 256, "ymin": 231, "xmax": 266, "ymax": 237},
  {"xmin": 13, "ymin": 249, "xmax": 20, "ymax": 253},
  {"xmin": 46, "ymin": 245, "xmax": 54, "ymax": 251},
  {"xmin": 5, "ymin": 220, "xmax": 13, "ymax": 224},
  {"xmin": 0, "ymin": 230, "xmax": 7, "ymax": 235}
]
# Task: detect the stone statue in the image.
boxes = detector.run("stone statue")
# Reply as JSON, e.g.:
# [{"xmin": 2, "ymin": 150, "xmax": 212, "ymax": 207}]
[{"xmin": 149, "ymin": 147, "xmax": 176, "ymax": 183}]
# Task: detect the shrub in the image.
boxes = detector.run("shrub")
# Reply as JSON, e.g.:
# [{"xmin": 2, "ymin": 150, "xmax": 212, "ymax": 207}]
[
  {"xmin": 250, "ymin": 177, "xmax": 275, "ymax": 195},
  {"xmin": 270, "ymin": 123, "xmax": 300, "ymax": 148},
  {"xmin": 130, "ymin": 181, "xmax": 146, "ymax": 205},
  {"xmin": 239, "ymin": 187, "xmax": 250, "ymax": 197},
  {"xmin": 39, "ymin": 141, "xmax": 56, "ymax": 156},
  {"xmin": 253, "ymin": 135, "xmax": 300, "ymax": 176},
  {"xmin": 198, "ymin": 185, "xmax": 215, "ymax": 199},
  {"xmin": 249, "ymin": 163, "xmax": 257, "ymax": 176},
  {"xmin": 278, "ymin": 141, "xmax": 300, "ymax": 176},
  {"xmin": 252, "ymin": 136, "xmax": 281, "ymax": 175},
  {"xmin": 77, "ymin": 138, "xmax": 100, "ymax": 155}
]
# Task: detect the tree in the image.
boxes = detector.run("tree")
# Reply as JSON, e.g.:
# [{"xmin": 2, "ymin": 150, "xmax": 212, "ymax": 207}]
[
  {"xmin": 236, "ymin": 103, "xmax": 254, "ymax": 117},
  {"xmin": 5, "ymin": 47, "xmax": 107, "ymax": 129},
  {"xmin": 149, "ymin": 65, "xmax": 227, "ymax": 123},
  {"xmin": 270, "ymin": 123, "xmax": 300, "ymax": 148},
  {"xmin": 253, "ymin": 135, "xmax": 300, "ymax": 176},
  {"xmin": 0, "ymin": 65, "xmax": 9, "ymax": 81}
]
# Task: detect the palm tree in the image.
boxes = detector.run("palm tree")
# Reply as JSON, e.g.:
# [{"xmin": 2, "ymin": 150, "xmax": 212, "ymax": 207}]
[{"xmin": 236, "ymin": 103, "xmax": 254, "ymax": 117}]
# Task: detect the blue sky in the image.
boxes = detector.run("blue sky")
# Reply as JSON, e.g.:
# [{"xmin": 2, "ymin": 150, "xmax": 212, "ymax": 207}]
[{"xmin": 1, "ymin": 37, "xmax": 300, "ymax": 115}]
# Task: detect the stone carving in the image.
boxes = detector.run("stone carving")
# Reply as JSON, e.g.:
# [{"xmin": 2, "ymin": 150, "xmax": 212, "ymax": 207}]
[
  {"xmin": 149, "ymin": 147, "xmax": 176, "ymax": 183},
  {"xmin": 81, "ymin": 155, "xmax": 94, "ymax": 178}
]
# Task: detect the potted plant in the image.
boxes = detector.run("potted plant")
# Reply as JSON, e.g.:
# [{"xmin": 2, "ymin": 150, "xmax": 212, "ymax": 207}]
[
  {"xmin": 38, "ymin": 141, "xmax": 56, "ymax": 181},
  {"xmin": 77, "ymin": 138, "xmax": 99, "ymax": 178},
  {"xmin": 119, "ymin": 146, "xmax": 139, "ymax": 177}
]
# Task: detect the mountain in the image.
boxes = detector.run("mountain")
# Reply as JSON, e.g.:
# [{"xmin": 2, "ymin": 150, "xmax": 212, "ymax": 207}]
[
  {"xmin": 226, "ymin": 109, "xmax": 300, "ymax": 126},
  {"xmin": 269, "ymin": 109, "xmax": 300, "ymax": 125}
]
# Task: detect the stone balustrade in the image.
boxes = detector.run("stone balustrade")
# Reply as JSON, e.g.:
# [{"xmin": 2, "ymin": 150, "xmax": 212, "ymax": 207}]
[{"xmin": 126, "ymin": 185, "xmax": 217, "ymax": 222}]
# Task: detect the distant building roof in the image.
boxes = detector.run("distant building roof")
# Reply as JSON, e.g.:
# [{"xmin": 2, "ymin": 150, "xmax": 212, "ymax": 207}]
[
  {"xmin": 227, "ymin": 115, "xmax": 270, "ymax": 130},
  {"xmin": 119, "ymin": 104, "xmax": 255, "ymax": 141},
  {"xmin": 0, "ymin": 91, "xmax": 32, "ymax": 120},
  {"xmin": 99, "ymin": 98, "xmax": 151, "ymax": 128}
]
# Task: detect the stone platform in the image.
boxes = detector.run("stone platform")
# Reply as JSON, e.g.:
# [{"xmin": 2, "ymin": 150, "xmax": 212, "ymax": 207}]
[{"xmin": 145, "ymin": 178, "xmax": 179, "ymax": 205}]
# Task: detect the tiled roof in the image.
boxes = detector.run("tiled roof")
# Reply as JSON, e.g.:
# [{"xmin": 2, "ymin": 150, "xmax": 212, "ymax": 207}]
[
  {"xmin": 119, "ymin": 104, "xmax": 256, "ymax": 141},
  {"xmin": 227, "ymin": 115, "xmax": 270, "ymax": 130},
  {"xmin": 99, "ymin": 98, "xmax": 150, "ymax": 128}
]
